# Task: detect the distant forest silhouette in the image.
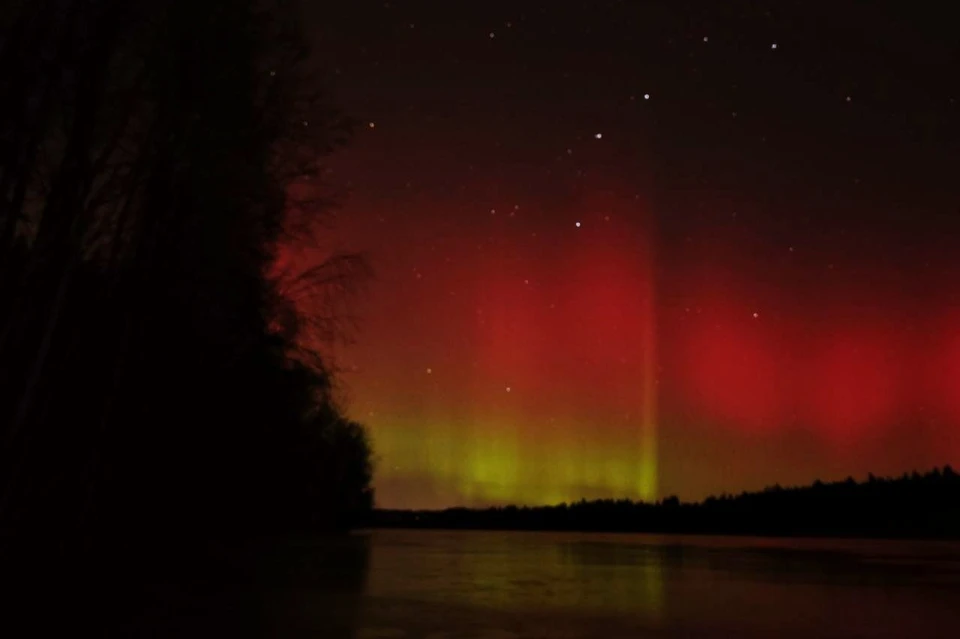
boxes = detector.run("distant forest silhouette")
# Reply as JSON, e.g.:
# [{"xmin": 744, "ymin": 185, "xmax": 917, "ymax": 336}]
[
  {"xmin": 0, "ymin": 0, "xmax": 372, "ymax": 574},
  {"xmin": 373, "ymin": 467, "xmax": 960, "ymax": 539}
]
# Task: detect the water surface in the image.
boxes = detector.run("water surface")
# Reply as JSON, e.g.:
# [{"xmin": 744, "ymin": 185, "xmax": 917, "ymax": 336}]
[
  {"xmin": 74, "ymin": 529, "xmax": 960, "ymax": 637},
  {"xmin": 272, "ymin": 529, "xmax": 960, "ymax": 638}
]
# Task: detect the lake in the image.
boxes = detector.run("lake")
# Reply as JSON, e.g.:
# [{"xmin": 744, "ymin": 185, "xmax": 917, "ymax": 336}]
[
  {"xmin": 71, "ymin": 529, "xmax": 960, "ymax": 637},
  {"xmin": 261, "ymin": 529, "xmax": 960, "ymax": 638}
]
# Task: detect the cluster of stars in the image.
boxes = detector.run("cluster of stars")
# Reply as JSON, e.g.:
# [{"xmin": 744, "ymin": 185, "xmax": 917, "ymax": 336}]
[
  {"xmin": 361, "ymin": 15, "xmax": 870, "ymax": 169},
  {"xmin": 321, "ymin": 0, "xmax": 960, "ymax": 513}
]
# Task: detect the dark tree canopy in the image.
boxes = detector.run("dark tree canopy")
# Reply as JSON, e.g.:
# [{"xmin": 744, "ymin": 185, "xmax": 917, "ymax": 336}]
[{"xmin": 0, "ymin": 0, "xmax": 373, "ymax": 569}]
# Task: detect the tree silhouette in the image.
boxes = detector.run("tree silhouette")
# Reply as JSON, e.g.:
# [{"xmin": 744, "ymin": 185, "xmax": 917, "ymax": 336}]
[
  {"xmin": 375, "ymin": 466, "xmax": 960, "ymax": 539},
  {"xmin": 0, "ymin": 0, "xmax": 373, "ymax": 570}
]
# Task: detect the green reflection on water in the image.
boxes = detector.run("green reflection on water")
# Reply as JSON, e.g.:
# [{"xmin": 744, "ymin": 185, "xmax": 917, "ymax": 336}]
[{"xmin": 364, "ymin": 531, "xmax": 665, "ymax": 622}]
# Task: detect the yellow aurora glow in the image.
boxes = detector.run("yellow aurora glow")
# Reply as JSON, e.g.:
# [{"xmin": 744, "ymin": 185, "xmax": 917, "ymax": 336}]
[
  {"xmin": 372, "ymin": 407, "xmax": 658, "ymax": 509},
  {"xmin": 344, "ymin": 193, "xmax": 662, "ymax": 510}
]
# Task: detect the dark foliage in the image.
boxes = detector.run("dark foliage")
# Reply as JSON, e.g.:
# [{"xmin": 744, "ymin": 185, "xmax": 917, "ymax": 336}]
[
  {"xmin": 372, "ymin": 466, "xmax": 960, "ymax": 539},
  {"xmin": 0, "ymin": 0, "xmax": 373, "ymax": 572}
]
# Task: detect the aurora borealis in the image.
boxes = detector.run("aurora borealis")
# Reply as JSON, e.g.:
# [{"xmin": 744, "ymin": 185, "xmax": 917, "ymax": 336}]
[{"xmin": 301, "ymin": 1, "xmax": 960, "ymax": 509}]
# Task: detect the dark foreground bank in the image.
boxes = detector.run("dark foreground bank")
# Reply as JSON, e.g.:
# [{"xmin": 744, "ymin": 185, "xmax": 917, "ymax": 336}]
[{"xmin": 7, "ymin": 535, "xmax": 372, "ymax": 639}]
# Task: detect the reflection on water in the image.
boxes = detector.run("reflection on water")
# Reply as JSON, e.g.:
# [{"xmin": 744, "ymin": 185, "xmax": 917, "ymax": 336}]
[
  {"xmin": 363, "ymin": 531, "xmax": 665, "ymax": 622},
  {"xmin": 357, "ymin": 530, "xmax": 960, "ymax": 638},
  {"xmin": 51, "ymin": 530, "xmax": 960, "ymax": 637}
]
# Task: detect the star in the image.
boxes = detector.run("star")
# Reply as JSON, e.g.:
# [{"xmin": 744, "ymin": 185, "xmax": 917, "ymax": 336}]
[
  {"xmin": 703, "ymin": 36, "xmax": 709, "ymax": 42},
  {"xmin": 752, "ymin": 312, "xmax": 760, "ymax": 319},
  {"xmin": 594, "ymin": 132, "xmax": 603, "ymax": 139},
  {"xmin": 771, "ymin": 43, "xmax": 778, "ymax": 49},
  {"xmin": 643, "ymin": 93, "xmax": 650, "ymax": 100},
  {"xmin": 489, "ymin": 32, "xmax": 496, "ymax": 39},
  {"xmin": 575, "ymin": 221, "xmax": 581, "ymax": 228},
  {"xmin": 368, "ymin": 121, "xmax": 376, "ymax": 128},
  {"xmin": 426, "ymin": 367, "xmax": 432, "ymax": 374},
  {"xmin": 505, "ymin": 386, "xmax": 512, "ymax": 393}
]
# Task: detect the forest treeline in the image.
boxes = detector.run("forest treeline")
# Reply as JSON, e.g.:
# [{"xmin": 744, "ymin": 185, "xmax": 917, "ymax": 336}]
[
  {"xmin": 0, "ymin": 0, "xmax": 373, "ymax": 570},
  {"xmin": 373, "ymin": 467, "xmax": 960, "ymax": 539}
]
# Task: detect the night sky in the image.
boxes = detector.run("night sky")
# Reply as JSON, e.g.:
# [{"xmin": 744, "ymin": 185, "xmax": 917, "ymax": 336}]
[{"xmin": 297, "ymin": 1, "xmax": 960, "ymax": 509}]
